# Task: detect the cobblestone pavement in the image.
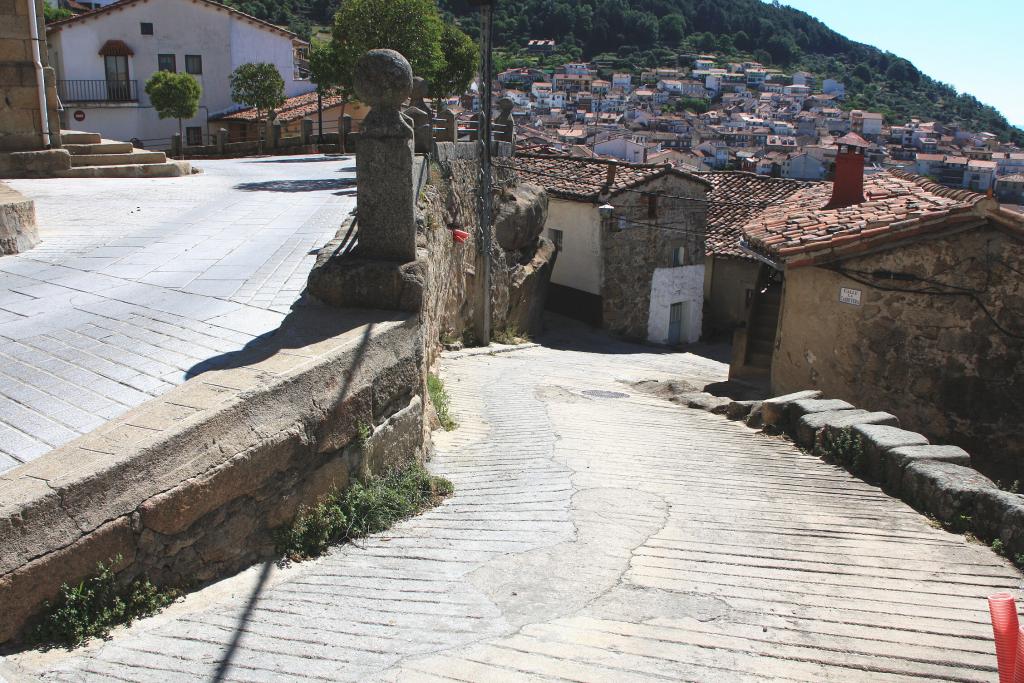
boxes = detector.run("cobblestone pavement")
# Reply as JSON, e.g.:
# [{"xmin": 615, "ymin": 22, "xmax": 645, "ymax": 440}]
[
  {"xmin": 0, "ymin": 156, "xmax": 354, "ymax": 470},
  {"xmin": 7, "ymin": 326, "xmax": 1018, "ymax": 681}
]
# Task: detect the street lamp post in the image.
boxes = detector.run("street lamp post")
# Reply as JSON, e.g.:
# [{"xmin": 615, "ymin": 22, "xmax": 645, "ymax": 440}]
[{"xmin": 470, "ymin": 0, "xmax": 494, "ymax": 346}]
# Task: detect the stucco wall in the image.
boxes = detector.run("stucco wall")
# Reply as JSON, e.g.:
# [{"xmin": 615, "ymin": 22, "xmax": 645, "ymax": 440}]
[
  {"xmin": 602, "ymin": 173, "xmax": 708, "ymax": 340},
  {"xmin": 647, "ymin": 264, "xmax": 705, "ymax": 344},
  {"xmin": 545, "ymin": 197, "xmax": 601, "ymax": 295},
  {"xmin": 772, "ymin": 223, "xmax": 1024, "ymax": 479}
]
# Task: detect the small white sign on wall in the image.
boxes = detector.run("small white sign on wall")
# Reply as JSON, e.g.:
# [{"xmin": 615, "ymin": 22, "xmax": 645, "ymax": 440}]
[{"xmin": 839, "ymin": 287, "xmax": 862, "ymax": 306}]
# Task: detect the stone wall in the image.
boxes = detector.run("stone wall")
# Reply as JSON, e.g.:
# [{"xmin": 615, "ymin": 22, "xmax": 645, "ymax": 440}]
[
  {"xmin": 419, "ymin": 142, "xmax": 554, "ymax": 359},
  {"xmin": 0, "ymin": 310, "xmax": 423, "ymax": 644},
  {"xmin": 772, "ymin": 223, "xmax": 1024, "ymax": 480},
  {"xmin": 0, "ymin": 0, "xmax": 60, "ymax": 152},
  {"xmin": 601, "ymin": 174, "xmax": 707, "ymax": 341},
  {"xmin": 0, "ymin": 181, "xmax": 38, "ymax": 254}
]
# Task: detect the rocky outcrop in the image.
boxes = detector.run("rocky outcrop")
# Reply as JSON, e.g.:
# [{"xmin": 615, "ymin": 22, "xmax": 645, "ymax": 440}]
[
  {"xmin": 494, "ymin": 182, "xmax": 547, "ymax": 251},
  {"xmin": 0, "ymin": 182, "xmax": 38, "ymax": 255}
]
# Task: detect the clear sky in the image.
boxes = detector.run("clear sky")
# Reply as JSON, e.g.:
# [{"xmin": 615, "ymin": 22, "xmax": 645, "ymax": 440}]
[{"xmin": 773, "ymin": 0, "xmax": 1023, "ymax": 128}]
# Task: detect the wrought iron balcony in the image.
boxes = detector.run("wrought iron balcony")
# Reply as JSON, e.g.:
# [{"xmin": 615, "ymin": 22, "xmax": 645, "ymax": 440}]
[{"xmin": 57, "ymin": 79, "xmax": 138, "ymax": 103}]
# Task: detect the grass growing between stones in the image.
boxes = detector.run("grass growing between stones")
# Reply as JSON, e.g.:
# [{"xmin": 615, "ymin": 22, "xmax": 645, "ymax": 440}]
[
  {"xmin": 276, "ymin": 461, "xmax": 454, "ymax": 563},
  {"xmin": 815, "ymin": 427, "xmax": 863, "ymax": 469},
  {"xmin": 492, "ymin": 325, "xmax": 531, "ymax": 345},
  {"xmin": 428, "ymin": 373, "xmax": 456, "ymax": 431},
  {"xmin": 28, "ymin": 556, "xmax": 179, "ymax": 650}
]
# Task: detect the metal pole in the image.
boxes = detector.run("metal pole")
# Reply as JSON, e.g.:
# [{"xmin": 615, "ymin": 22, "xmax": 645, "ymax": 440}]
[{"xmin": 477, "ymin": 3, "xmax": 494, "ymax": 345}]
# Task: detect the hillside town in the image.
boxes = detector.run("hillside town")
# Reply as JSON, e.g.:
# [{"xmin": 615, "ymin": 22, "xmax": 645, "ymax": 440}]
[
  {"xmin": 3, "ymin": 0, "xmax": 1024, "ymax": 680},
  {"xmin": 484, "ymin": 53, "xmax": 1024, "ymax": 201}
]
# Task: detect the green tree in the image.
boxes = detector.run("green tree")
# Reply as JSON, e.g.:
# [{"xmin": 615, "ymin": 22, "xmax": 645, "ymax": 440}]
[
  {"xmin": 308, "ymin": 39, "xmax": 353, "ymax": 135},
  {"xmin": 144, "ymin": 71, "xmax": 201, "ymax": 143},
  {"xmin": 331, "ymin": 0, "xmax": 445, "ymax": 90},
  {"xmin": 658, "ymin": 14, "xmax": 685, "ymax": 45},
  {"xmin": 433, "ymin": 22, "xmax": 478, "ymax": 98},
  {"xmin": 229, "ymin": 62, "xmax": 285, "ymax": 149},
  {"xmin": 43, "ymin": 4, "xmax": 73, "ymax": 22}
]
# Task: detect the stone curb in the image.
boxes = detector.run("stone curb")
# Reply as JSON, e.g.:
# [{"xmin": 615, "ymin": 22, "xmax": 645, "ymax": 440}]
[{"xmin": 667, "ymin": 383, "xmax": 1024, "ymax": 567}]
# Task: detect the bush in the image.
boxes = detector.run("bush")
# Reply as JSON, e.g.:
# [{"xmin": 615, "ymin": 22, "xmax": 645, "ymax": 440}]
[
  {"xmin": 276, "ymin": 461, "xmax": 453, "ymax": 562},
  {"xmin": 29, "ymin": 556, "xmax": 179, "ymax": 649}
]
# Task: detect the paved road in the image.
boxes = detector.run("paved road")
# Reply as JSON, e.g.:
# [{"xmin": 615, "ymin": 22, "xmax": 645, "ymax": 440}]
[
  {"xmin": 8, "ymin": 327, "xmax": 1018, "ymax": 681},
  {"xmin": 0, "ymin": 156, "xmax": 354, "ymax": 471}
]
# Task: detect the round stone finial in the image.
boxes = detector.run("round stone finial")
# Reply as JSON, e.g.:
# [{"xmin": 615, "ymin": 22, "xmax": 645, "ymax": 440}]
[
  {"xmin": 498, "ymin": 97, "xmax": 514, "ymax": 114},
  {"xmin": 353, "ymin": 49, "xmax": 413, "ymax": 108}
]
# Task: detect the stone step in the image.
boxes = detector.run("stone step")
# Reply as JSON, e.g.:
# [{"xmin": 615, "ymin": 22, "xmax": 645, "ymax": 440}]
[
  {"xmin": 56, "ymin": 161, "xmax": 191, "ymax": 178},
  {"xmin": 70, "ymin": 151, "xmax": 167, "ymax": 167},
  {"xmin": 63, "ymin": 140, "xmax": 134, "ymax": 156},
  {"xmin": 60, "ymin": 130, "xmax": 102, "ymax": 144}
]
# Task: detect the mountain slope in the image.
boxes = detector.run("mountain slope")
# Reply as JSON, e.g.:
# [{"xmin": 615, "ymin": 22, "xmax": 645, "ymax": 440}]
[
  {"xmin": 439, "ymin": 0, "xmax": 1020, "ymax": 144},
  {"xmin": 221, "ymin": 0, "xmax": 1021, "ymax": 144}
]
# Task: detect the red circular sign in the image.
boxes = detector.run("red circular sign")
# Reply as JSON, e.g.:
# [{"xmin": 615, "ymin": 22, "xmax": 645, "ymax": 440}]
[{"xmin": 73, "ymin": 110, "xmax": 85, "ymax": 122}]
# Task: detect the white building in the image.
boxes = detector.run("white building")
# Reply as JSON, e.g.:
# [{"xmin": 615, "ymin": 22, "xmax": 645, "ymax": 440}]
[
  {"xmin": 612, "ymin": 73, "xmax": 633, "ymax": 91},
  {"xmin": 822, "ymin": 79, "xmax": 846, "ymax": 99},
  {"xmin": 46, "ymin": 0, "xmax": 312, "ymax": 147},
  {"xmin": 594, "ymin": 136, "xmax": 650, "ymax": 164}
]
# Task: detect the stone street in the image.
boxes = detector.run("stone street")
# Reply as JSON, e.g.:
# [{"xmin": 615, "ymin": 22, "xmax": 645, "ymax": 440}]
[
  {"xmin": 0, "ymin": 156, "xmax": 354, "ymax": 471},
  {"xmin": 7, "ymin": 322, "xmax": 1017, "ymax": 682}
]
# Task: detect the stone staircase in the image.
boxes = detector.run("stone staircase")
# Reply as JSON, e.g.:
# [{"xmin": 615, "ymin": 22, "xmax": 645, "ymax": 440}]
[{"xmin": 57, "ymin": 131, "xmax": 191, "ymax": 178}]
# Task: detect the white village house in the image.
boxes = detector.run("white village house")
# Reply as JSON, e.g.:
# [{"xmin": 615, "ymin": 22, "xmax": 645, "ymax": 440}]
[{"xmin": 45, "ymin": 0, "xmax": 313, "ymax": 147}]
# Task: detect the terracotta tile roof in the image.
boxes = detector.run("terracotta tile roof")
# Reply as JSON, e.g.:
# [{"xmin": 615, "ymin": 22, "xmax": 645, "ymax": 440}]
[
  {"xmin": 740, "ymin": 170, "xmax": 988, "ymax": 262},
  {"xmin": 700, "ymin": 172, "xmax": 816, "ymax": 258},
  {"xmin": 47, "ymin": 0, "xmax": 300, "ymax": 39},
  {"xmin": 512, "ymin": 153, "xmax": 710, "ymax": 202},
  {"xmin": 213, "ymin": 90, "xmax": 345, "ymax": 123}
]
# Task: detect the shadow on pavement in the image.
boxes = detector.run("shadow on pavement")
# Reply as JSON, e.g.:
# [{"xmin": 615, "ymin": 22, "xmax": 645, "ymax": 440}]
[
  {"xmin": 233, "ymin": 178, "xmax": 355, "ymax": 194},
  {"xmin": 210, "ymin": 561, "xmax": 274, "ymax": 683},
  {"xmin": 538, "ymin": 313, "xmax": 731, "ymax": 365},
  {"xmin": 184, "ymin": 300, "xmax": 402, "ymax": 381},
  {"xmin": 245, "ymin": 156, "xmax": 353, "ymax": 164}
]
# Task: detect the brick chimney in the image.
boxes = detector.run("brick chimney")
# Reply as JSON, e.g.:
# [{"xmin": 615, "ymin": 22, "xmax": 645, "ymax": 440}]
[
  {"xmin": 604, "ymin": 161, "xmax": 617, "ymax": 190},
  {"xmin": 825, "ymin": 132, "xmax": 869, "ymax": 209}
]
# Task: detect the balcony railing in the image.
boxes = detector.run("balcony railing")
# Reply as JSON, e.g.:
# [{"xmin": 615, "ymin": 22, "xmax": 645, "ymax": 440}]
[{"xmin": 57, "ymin": 79, "xmax": 138, "ymax": 103}]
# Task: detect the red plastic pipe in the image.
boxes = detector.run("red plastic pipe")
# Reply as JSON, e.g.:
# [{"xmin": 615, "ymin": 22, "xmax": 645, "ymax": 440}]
[
  {"xmin": 1013, "ymin": 625, "xmax": 1024, "ymax": 683},
  {"xmin": 452, "ymin": 229, "xmax": 470, "ymax": 243},
  {"xmin": 989, "ymin": 593, "xmax": 1019, "ymax": 683}
]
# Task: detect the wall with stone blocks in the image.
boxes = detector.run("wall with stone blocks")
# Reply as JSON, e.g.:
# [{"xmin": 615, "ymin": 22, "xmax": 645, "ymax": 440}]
[
  {"xmin": 0, "ymin": 310, "xmax": 424, "ymax": 644},
  {"xmin": 0, "ymin": 182, "xmax": 38, "ymax": 254},
  {"xmin": 0, "ymin": 0, "xmax": 59, "ymax": 153}
]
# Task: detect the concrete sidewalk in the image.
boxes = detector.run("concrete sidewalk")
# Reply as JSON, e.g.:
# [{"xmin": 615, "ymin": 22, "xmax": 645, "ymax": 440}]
[
  {"xmin": 0, "ymin": 156, "xmax": 354, "ymax": 471},
  {"xmin": 5, "ymin": 332, "xmax": 1015, "ymax": 681}
]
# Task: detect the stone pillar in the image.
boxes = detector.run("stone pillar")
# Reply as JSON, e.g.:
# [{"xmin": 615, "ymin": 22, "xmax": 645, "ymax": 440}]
[
  {"xmin": 353, "ymin": 49, "xmax": 417, "ymax": 262},
  {"xmin": 404, "ymin": 106, "xmax": 431, "ymax": 154},
  {"xmin": 410, "ymin": 76, "xmax": 433, "ymax": 124},
  {"xmin": 494, "ymin": 97, "xmax": 514, "ymax": 145},
  {"xmin": 438, "ymin": 108, "xmax": 456, "ymax": 143},
  {"xmin": 216, "ymin": 128, "xmax": 228, "ymax": 155},
  {"xmin": 301, "ymin": 118, "xmax": 313, "ymax": 146},
  {"xmin": 170, "ymin": 133, "xmax": 182, "ymax": 158}
]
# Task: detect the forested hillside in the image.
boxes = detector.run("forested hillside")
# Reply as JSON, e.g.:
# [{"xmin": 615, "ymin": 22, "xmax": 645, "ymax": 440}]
[{"xmin": 222, "ymin": 0, "xmax": 1022, "ymax": 143}]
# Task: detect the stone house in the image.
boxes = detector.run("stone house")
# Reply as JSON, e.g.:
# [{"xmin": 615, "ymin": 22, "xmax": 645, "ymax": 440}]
[
  {"xmin": 513, "ymin": 154, "xmax": 711, "ymax": 345},
  {"xmin": 733, "ymin": 136, "xmax": 1024, "ymax": 479},
  {"xmin": 45, "ymin": 0, "xmax": 313, "ymax": 147}
]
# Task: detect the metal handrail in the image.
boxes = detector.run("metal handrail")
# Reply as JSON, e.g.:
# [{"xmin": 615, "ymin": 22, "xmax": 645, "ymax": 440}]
[{"xmin": 57, "ymin": 79, "xmax": 138, "ymax": 103}]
